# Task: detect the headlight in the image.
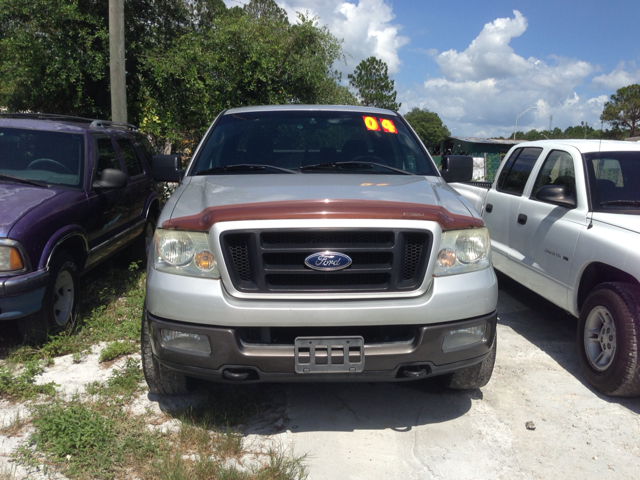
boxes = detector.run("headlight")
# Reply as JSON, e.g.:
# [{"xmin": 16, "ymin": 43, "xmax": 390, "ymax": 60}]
[
  {"xmin": 0, "ymin": 245, "xmax": 24, "ymax": 272},
  {"xmin": 433, "ymin": 227, "xmax": 491, "ymax": 276},
  {"xmin": 153, "ymin": 230, "xmax": 220, "ymax": 278}
]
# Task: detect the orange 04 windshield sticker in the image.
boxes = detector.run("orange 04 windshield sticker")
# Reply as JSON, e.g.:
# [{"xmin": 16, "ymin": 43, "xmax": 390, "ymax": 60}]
[{"xmin": 362, "ymin": 116, "xmax": 398, "ymax": 133}]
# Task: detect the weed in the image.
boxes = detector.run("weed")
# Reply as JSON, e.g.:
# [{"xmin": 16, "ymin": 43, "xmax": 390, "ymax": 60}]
[
  {"xmin": 0, "ymin": 411, "xmax": 28, "ymax": 436},
  {"xmin": 99, "ymin": 341, "xmax": 138, "ymax": 363},
  {"xmin": 0, "ymin": 360, "xmax": 57, "ymax": 401},
  {"xmin": 86, "ymin": 358, "xmax": 144, "ymax": 399}
]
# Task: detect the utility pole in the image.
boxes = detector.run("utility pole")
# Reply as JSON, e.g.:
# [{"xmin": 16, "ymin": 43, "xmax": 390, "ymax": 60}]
[
  {"xmin": 109, "ymin": 0, "xmax": 127, "ymax": 123},
  {"xmin": 549, "ymin": 115, "xmax": 553, "ymax": 133}
]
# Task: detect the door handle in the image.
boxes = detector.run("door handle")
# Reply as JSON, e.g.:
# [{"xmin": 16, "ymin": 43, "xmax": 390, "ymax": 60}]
[
  {"xmin": 485, "ymin": 204, "xmax": 493, "ymax": 213},
  {"xmin": 517, "ymin": 214, "xmax": 527, "ymax": 225}
]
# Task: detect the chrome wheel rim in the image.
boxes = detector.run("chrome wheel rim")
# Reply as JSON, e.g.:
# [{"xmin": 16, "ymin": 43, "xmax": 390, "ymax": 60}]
[
  {"xmin": 584, "ymin": 305, "xmax": 617, "ymax": 372},
  {"xmin": 53, "ymin": 270, "xmax": 74, "ymax": 326}
]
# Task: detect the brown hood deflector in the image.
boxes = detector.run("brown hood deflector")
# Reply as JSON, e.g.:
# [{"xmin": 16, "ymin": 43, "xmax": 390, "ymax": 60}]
[{"xmin": 162, "ymin": 199, "xmax": 483, "ymax": 231}]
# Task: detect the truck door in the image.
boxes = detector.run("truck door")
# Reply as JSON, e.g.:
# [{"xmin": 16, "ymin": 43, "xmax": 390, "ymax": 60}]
[
  {"xmin": 510, "ymin": 149, "xmax": 587, "ymax": 308},
  {"xmin": 483, "ymin": 147, "xmax": 542, "ymax": 273}
]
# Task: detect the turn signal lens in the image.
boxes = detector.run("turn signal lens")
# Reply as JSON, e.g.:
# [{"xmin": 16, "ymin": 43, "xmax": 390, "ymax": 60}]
[
  {"xmin": 194, "ymin": 251, "xmax": 216, "ymax": 271},
  {"xmin": 0, "ymin": 246, "xmax": 24, "ymax": 272}
]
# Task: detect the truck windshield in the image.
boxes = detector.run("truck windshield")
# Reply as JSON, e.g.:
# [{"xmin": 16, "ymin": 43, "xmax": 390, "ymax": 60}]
[
  {"xmin": 585, "ymin": 151, "xmax": 640, "ymax": 211},
  {"xmin": 191, "ymin": 111, "xmax": 436, "ymax": 176},
  {"xmin": 0, "ymin": 128, "xmax": 85, "ymax": 189}
]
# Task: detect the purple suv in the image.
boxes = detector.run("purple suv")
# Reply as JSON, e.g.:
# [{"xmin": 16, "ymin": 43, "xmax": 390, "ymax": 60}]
[{"xmin": 0, "ymin": 114, "xmax": 160, "ymax": 341}]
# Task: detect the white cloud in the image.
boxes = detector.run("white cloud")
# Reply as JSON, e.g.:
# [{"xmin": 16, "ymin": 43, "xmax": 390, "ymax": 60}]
[
  {"xmin": 223, "ymin": 0, "xmax": 409, "ymax": 76},
  {"xmin": 401, "ymin": 10, "xmax": 606, "ymax": 137},
  {"xmin": 592, "ymin": 61, "xmax": 640, "ymax": 90}
]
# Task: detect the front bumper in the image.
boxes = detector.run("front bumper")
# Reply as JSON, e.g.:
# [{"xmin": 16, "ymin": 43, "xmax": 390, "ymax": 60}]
[
  {"xmin": 146, "ymin": 310, "xmax": 497, "ymax": 383},
  {"xmin": 0, "ymin": 270, "xmax": 49, "ymax": 320}
]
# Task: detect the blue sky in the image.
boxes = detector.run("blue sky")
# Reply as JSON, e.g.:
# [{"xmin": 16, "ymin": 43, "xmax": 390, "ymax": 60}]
[{"xmin": 224, "ymin": 0, "xmax": 640, "ymax": 137}]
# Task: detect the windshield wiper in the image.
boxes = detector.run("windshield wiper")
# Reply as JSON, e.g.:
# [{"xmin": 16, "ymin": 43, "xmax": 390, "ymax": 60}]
[
  {"xmin": 600, "ymin": 200, "xmax": 640, "ymax": 206},
  {"xmin": 0, "ymin": 174, "xmax": 48, "ymax": 187},
  {"xmin": 195, "ymin": 164, "xmax": 298, "ymax": 175},
  {"xmin": 300, "ymin": 161, "xmax": 415, "ymax": 175}
]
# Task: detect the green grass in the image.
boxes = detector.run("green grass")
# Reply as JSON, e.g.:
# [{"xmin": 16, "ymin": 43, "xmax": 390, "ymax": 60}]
[
  {"xmin": 0, "ymin": 360, "xmax": 57, "ymax": 401},
  {"xmin": 4, "ymin": 256, "xmax": 309, "ymax": 480},
  {"xmin": 99, "ymin": 340, "xmax": 138, "ymax": 363}
]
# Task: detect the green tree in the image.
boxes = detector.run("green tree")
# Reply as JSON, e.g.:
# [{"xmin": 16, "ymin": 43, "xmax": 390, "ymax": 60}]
[
  {"xmin": 600, "ymin": 83, "xmax": 640, "ymax": 137},
  {"xmin": 403, "ymin": 107, "xmax": 450, "ymax": 152},
  {"xmin": 347, "ymin": 56, "xmax": 400, "ymax": 110},
  {"xmin": 138, "ymin": 11, "xmax": 355, "ymax": 151},
  {"xmin": 243, "ymin": 0, "xmax": 288, "ymax": 24}
]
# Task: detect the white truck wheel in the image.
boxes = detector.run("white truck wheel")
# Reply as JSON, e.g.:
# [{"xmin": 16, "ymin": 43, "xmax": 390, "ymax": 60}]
[{"xmin": 577, "ymin": 283, "xmax": 640, "ymax": 396}]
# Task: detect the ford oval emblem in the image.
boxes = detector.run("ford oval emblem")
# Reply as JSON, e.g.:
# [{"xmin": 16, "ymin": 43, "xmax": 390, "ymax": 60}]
[{"xmin": 304, "ymin": 251, "xmax": 352, "ymax": 271}]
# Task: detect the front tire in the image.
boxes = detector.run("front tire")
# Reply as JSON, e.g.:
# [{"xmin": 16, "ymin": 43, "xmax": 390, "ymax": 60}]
[
  {"xmin": 141, "ymin": 307, "xmax": 189, "ymax": 395},
  {"xmin": 19, "ymin": 251, "xmax": 78, "ymax": 343},
  {"xmin": 577, "ymin": 283, "xmax": 640, "ymax": 396},
  {"xmin": 441, "ymin": 338, "xmax": 496, "ymax": 390}
]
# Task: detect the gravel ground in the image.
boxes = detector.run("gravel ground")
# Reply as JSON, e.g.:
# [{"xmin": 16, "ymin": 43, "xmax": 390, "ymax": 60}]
[{"xmin": 2, "ymin": 273, "xmax": 639, "ymax": 479}]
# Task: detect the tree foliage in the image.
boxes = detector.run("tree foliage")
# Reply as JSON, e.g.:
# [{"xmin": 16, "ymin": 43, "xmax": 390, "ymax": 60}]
[
  {"xmin": 347, "ymin": 56, "xmax": 400, "ymax": 111},
  {"xmin": 600, "ymin": 83, "xmax": 640, "ymax": 137},
  {"xmin": 403, "ymin": 107, "xmax": 450, "ymax": 152},
  {"xmin": 0, "ymin": 0, "xmax": 355, "ymax": 152}
]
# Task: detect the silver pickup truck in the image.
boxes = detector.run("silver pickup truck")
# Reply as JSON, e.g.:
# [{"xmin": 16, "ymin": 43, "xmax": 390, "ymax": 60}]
[
  {"xmin": 449, "ymin": 140, "xmax": 640, "ymax": 396},
  {"xmin": 141, "ymin": 105, "xmax": 497, "ymax": 395}
]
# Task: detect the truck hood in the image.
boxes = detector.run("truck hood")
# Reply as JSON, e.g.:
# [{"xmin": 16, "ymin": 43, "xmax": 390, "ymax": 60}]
[
  {"xmin": 592, "ymin": 212, "xmax": 640, "ymax": 235},
  {"xmin": 162, "ymin": 174, "xmax": 483, "ymax": 231},
  {"xmin": 0, "ymin": 183, "xmax": 58, "ymax": 236}
]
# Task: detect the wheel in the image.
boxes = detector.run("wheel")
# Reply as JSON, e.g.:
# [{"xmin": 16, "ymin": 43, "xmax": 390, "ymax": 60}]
[
  {"xmin": 19, "ymin": 251, "xmax": 78, "ymax": 343},
  {"xmin": 577, "ymin": 283, "xmax": 640, "ymax": 396},
  {"xmin": 141, "ymin": 306, "xmax": 189, "ymax": 395},
  {"xmin": 27, "ymin": 158, "xmax": 73, "ymax": 174},
  {"xmin": 441, "ymin": 338, "xmax": 497, "ymax": 390}
]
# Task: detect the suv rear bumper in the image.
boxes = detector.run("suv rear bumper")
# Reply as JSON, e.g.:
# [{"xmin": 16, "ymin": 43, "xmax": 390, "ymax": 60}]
[{"xmin": 146, "ymin": 310, "xmax": 497, "ymax": 383}]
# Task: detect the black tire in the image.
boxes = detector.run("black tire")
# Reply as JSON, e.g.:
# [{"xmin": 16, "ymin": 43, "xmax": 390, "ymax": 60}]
[
  {"xmin": 19, "ymin": 251, "xmax": 78, "ymax": 343},
  {"xmin": 577, "ymin": 283, "xmax": 640, "ymax": 397},
  {"xmin": 441, "ymin": 338, "xmax": 497, "ymax": 390},
  {"xmin": 141, "ymin": 306, "xmax": 189, "ymax": 395}
]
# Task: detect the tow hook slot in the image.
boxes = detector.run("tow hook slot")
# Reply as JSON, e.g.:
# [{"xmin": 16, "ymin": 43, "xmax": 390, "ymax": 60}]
[
  {"xmin": 399, "ymin": 365, "xmax": 429, "ymax": 378},
  {"xmin": 222, "ymin": 368, "xmax": 257, "ymax": 381}
]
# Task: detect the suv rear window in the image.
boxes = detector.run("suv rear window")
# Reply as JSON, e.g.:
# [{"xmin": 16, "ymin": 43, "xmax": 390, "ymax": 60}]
[
  {"xmin": 191, "ymin": 111, "xmax": 436, "ymax": 176},
  {"xmin": 0, "ymin": 127, "xmax": 85, "ymax": 188}
]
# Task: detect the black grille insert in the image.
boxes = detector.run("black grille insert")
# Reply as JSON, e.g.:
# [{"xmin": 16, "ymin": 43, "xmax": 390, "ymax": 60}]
[
  {"xmin": 221, "ymin": 228, "xmax": 431, "ymax": 294},
  {"xmin": 238, "ymin": 325, "xmax": 417, "ymax": 345}
]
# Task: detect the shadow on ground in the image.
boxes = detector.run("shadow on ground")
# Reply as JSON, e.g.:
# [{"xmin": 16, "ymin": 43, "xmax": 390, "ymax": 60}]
[{"xmin": 496, "ymin": 271, "xmax": 640, "ymax": 414}]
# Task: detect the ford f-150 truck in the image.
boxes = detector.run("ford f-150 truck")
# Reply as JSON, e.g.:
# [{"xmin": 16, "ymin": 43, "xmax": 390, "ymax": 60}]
[
  {"xmin": 142, "ymin": 105, "xmax": 497, "ymax": 395},
  {"xmin": 450, "ymin": 140, "xmax": 640, "ymax": 396}
]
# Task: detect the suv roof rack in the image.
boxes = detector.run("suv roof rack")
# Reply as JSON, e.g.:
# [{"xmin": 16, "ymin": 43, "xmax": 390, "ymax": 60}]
[{"xmin": 0, "ymin": 113, "xmax": 138, "ymax": 131}]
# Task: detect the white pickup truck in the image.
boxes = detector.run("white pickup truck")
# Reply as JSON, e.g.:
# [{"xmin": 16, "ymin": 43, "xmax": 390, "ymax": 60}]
[{"xmin": 447, "ymin": 140, "xmax": 640, "ymax": 396}]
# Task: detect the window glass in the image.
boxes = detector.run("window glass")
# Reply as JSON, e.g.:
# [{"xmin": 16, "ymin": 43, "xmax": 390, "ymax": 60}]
[
  {"xmin": 531, "ymin": 150, "xmax": 575, "ymax": 198},
  {"xmin": 117, "ymin": 138, "xmax": 143, "ymax": 176},
  {"xmin": 498, "ymin": 147, "xmax": 542, "ymax": 195},
  {"xmin": 95, "ymin": 137, "xmax": 121, "ymax": 175},
  {"xmin": 191, "ymin": 111, "xmax": 437, "ymax": 176},
  {"xmin": 0, "ymin": 127, "xmax": 84, "ymax": 188},
  {"xmin": 585, "ymin": 152, "xmax": 640, "ymax": 209},
  {"xmin": 133, "ymin": 133, "xmax": 155, "ymax": 164}
]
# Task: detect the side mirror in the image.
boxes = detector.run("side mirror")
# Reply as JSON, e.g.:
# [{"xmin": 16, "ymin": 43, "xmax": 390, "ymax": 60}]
[
  {"xmin": 92, "ymin": 168, "xmax": 128, "ymax": 189},
  {"xmin": 152, "ymin": 154, "xmax": 184, "ymax": 182},
  {"xmin": 440, "ymin": 155, "xmax": 473, "ymax": 183},
  {"xmin": 535, "ymin": 185, "xmax": 576, "ymax": 209}
]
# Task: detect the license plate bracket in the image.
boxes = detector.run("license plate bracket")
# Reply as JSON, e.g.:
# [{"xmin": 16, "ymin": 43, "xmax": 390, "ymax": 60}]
[{"xmin": 295, "ymin": 336, "xmax": 365, "ymax": 374}]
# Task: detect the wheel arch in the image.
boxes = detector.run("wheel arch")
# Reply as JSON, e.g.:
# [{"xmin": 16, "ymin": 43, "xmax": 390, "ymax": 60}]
[
  {"xmin": 577, "ymin": 262, "xmax": 640, "ymax": 312},
  {"xmin": 41, "ymin": 230, "xmax": 88, "ymax": 273}
]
